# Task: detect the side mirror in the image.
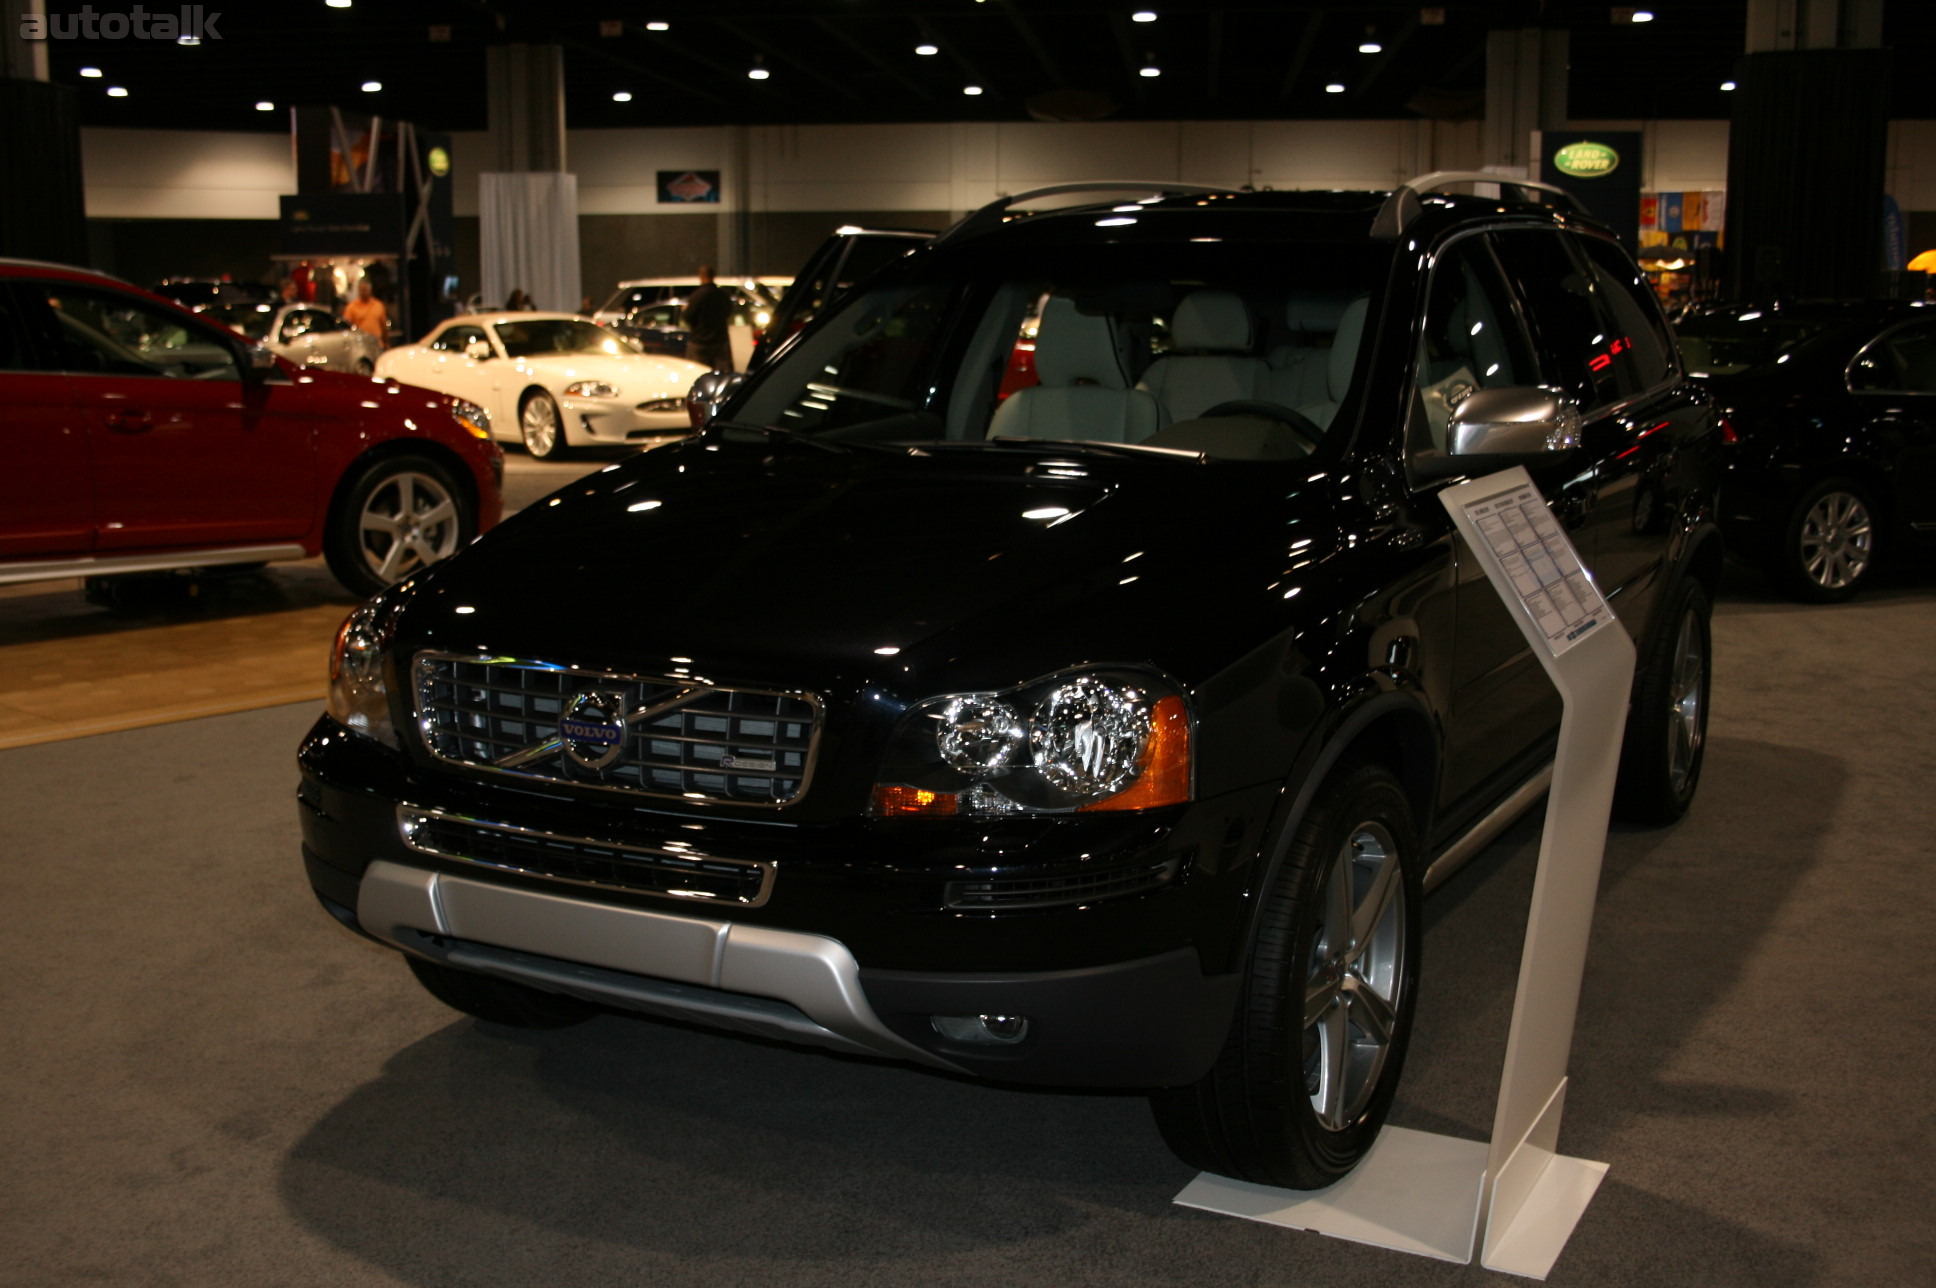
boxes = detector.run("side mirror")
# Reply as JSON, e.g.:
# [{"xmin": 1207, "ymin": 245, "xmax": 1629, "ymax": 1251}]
[
  {"xmin": 464, "ymin": 338, "xmax": 493, "ymax": 361},
  {"xmin": 1449, "ymin": 386, "xmax": 1582, "ymax": 456},
  {"xmin": 685, "ymin": 369, "xmax": 746, "ymax": 428}
]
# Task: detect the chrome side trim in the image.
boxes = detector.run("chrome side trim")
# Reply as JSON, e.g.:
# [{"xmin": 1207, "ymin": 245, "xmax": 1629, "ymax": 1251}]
[
  {"xmin": 1423, "ymin": 763, "xmax": 1554, "ymax": 893},
  {"xmin": 396, "ymin": 804, "xmax": 777, "ymax": 907},
  {"xmin": 356, "ymin": 860, "xmax": 961, "ymax": 1072},
  {"xmin": 0, "ymin": 543, "xmax": 307, "ymax": 586}
]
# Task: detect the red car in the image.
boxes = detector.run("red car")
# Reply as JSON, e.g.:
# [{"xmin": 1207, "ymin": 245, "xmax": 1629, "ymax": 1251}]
[{"xmin": 0, "ymin": 259, "xmax": 503, "ymax": 599}]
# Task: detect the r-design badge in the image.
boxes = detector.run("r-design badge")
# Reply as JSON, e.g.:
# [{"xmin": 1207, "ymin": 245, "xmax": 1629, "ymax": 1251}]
[{"xmin": 559, "ymin": 690, "xmax": 631, "ymax": 770}]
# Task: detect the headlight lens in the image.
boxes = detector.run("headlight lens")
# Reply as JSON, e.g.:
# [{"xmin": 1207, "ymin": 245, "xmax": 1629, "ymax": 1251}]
[
  {"xmin": 447, "ymin": 397, "xmax": 491, "ymax": 439},
  {"xmin": 326, "ymin": 601, "xmax": 398, "ymax": 747},
  {"xmin": 565, "ymin": 380, "xmax": 620, "ymax": 398},
  {"xmin": 871, "ymin": 669, "xmax": 1190, "ymax": 817}
]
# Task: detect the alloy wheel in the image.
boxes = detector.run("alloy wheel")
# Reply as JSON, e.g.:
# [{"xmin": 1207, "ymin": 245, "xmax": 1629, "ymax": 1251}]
[
  {"xmin": 357, "ymin": 470, "xmax": 462, "ymax": 586},
  {"xmin": 1798, "ymin": 490, "xmax": 1873, "ymax": 592},
  {"xmin": 1302, "ymin": 821, "xmax": 1408, "ymax": 1131},
  {"xmin": 1666, "ymin": 605, "xmax": 1707, "ymax": 795},
  {"xmin": 521, "ymin": 395, "xmax": 559, "ymax": 456}
]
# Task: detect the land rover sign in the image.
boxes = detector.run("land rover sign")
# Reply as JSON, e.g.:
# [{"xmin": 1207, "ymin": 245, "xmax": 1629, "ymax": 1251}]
[{"xmin": 1553, "ymin": 141, "xmax": 1620, "ymax": 178}]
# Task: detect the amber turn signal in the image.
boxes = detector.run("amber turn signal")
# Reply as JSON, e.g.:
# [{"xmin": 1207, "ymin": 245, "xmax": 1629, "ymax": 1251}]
[
  {"xmin": 872, "ymin": 784, "xmax": 959, "ymax": 816},
  {"xmin": 1081, "ymin": 694, "xmax": 1191, "ymax": 812}
]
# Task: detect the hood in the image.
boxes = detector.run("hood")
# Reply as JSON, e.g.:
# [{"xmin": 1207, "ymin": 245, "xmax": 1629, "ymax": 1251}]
[
  {"xmin": 514, "ymin": 351, "xmax": 710, "ymax": 396},
  {"xmin": 395, "ymin": 440, "xmax": 1312, "ymax": 694}
]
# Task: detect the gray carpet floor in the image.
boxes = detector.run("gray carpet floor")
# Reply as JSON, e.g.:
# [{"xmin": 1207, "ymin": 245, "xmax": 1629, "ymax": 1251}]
[{"xmin": 3, "ymin": 561, "xmax": 1932, "ymax": 1287}]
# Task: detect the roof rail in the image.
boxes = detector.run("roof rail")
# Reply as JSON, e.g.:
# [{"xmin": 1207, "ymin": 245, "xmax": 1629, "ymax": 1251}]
[
  {"xmin": 1371, "ymin": 170, "xmax": 1583, "ymax": 238},
  {"xmin": 939, "ymin": 181, "xmax": 1247, "ymax": 244}
]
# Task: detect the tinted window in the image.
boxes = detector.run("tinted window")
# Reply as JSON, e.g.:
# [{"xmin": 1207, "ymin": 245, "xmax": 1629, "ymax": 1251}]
[
  {"xmin": 1674, "ymin": 309, "xmax": 1836, "ymax": 377},
  {"xmin": 1415, "ymin": 235, "xmax": 1539, "ymax": 450},
  {"xmin": 1574, "ymin": 235, "xmax": 1677, "ymax": 392},
  {"xmin": 0, "ymin": 287, "xmax": 41, "ymax": 371},
  {"xmin": 1850, "ymin": 320, "xmax": 1936, "ymax": 393},
  {"xmin": 492, "ymin": 318, "xmax": 640, "ymax": 358},
  {"xmin": 205, "ymin": 303, "xmax": 275, "ymax": 342},
  {"xmin": 431, "ymin": 325, "xmax": 489, "ymax": 353},
  {"xmin": 37, "ymin": 285, "xmax": 239, "ymax": 380},
  {"xmin": 1494, "ymin": 230, "xmax": 1625, "ymax": 408}
]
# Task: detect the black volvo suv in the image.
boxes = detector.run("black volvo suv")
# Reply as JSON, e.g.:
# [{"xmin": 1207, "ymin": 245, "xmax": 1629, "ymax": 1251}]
[{"xmin": 299, "ymin": 176, "xmax": 1723, "ymax": 1190}]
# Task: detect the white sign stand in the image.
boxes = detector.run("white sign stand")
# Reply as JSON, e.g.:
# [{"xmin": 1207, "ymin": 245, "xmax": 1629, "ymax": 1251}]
[{"xmin": 1177, "ymin": 467, "xmax": 1634, "ymax": 1279}]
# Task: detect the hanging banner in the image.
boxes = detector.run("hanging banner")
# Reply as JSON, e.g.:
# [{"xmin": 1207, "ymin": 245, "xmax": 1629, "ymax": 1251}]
[{"xmin": 1541, "ymin": 131, "xmax": 1642, "ymax": 253}]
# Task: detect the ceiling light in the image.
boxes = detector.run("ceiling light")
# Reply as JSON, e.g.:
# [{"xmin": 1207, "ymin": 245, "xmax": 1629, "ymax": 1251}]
[
  {"xmin": 916, "ymin": 43, "xmax": 938, "ymax": 55},
  {"xmin": 1720, "ymin": 80, "xmax": 1737, "ymax": 91},
  {"xmin": 1132, "ymin": 10, "xmax": 1157, "ymax": 22},
  {"xmin": 1632, "ymin": 9, "xmax": 1655, "ymax": 21},
  {"xmin": 106, "ymin": 86, "xmax": 128, "ymax": 97},
  {"xmin": 326, "ymin": 0, "xmax": 351, "ymax": 8},
  {"xmin": 612, "ymin": 91, "xmax": 633, "ymax": 102},
  {"xmin": 748, "ymin": 67, "xmax": 770, "ymax": 80},
  {"xmin": 1359, "ymin": 41, "xmax": 1382, "ymax": 53},
  {"xmin": 1325, "ymin": 82, "xmax": 1345, "ymax": 94},
  {"xmin": 646, "ymin": 21, "xmax": 670, "ymax": 30},
  {"xmin": 255, "ymin": 100, "xmax": 275, "ymax": 111},
  {"xmin": 178, "ymin": 34, "xmax": 200, "ymax": 46},
  {"xmin": 79, "ymin": 66, "xmax": 102, "ymax": 78},
  {"xmin": 361, "ymin": 80, "xmax": 382, "ymax": 92},
  {"xmin": 1140, "ymin": 65, "xmax": 1161, "ymax": 78},
  {"xmin": 963, "ymin": 84, "xmax": 983, "ymax": 96}
]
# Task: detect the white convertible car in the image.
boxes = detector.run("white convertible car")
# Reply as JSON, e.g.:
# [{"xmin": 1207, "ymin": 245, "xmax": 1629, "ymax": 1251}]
[
  {"xmin": 377, "ymin": 313, "xmax": 710, "ymax": 458},
  {"xmin": 205, "ymin": 301, "xmax": 383, "ymax": 374}
]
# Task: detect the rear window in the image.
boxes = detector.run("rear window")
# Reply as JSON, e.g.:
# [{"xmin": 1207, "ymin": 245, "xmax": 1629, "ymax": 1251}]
[{"xmin": 1673, "ymin": 310, "xmax": 1838, "ymax": 377}]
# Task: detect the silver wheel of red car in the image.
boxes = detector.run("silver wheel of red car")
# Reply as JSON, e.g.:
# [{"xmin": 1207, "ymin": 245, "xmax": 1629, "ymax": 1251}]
[
  {"xmin": 520, "ymin": 390, "xmax": 568, "ymax": 459},
  {"xmin": 1783, "ymin": 480, "xmax": 1875, "ymax": 602},
  {"xmin": 1151, "ymin": 759, "xmax": 1420, "ymax": 1189},
  {"xmin": 325, "ymin": 456, "xmax": 474, "ymax": 598}
]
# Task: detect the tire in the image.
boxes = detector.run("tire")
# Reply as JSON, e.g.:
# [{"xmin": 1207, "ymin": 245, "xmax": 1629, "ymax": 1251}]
[
  {"xmin": 406, "ymin": 956, "xmax": 598, "ymax": 1029},
  {"xmin": 324, "ymin": 455, "xmax": 474, "ymax": 598},
  {"xmin": 1151, "ymin": 760, "xmax": 1421, "ymax": 1189},
  {"xmin": 1613, "ymin": 579, "xmax": 1711, "ymax": 825},
  {"xmin": 519, "ymin": 389, "xmax": 570, "ymax": 459},
  {"xmin": 1775, "ymin": 478, "xmax": 1877, "ymax": 603},
  {"xmin": 354, "ymin": 358, "xmax": 375, "ymax": 375}
]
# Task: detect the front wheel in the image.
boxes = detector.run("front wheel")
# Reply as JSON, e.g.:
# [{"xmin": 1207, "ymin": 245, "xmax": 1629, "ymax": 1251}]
[
  {"xmin": 1614, "ymin": 579, "xmax": 1712, "ymax": 825},
  {"xmin": 324, "ymin": 455, "xmax": 474, "ymax": 598},
  {"xmin": 520, "ymin": 389, "xmax": 570, "ymax": 459},
  {"xmin": 1151, "ymin": 760, "xmax": 1420, "ymax": 1189}
]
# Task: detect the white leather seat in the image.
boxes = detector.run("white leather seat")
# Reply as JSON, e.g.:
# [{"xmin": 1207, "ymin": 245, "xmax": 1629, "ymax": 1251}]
[
  {"xmin": 987, "ymin": 298, "xmax": 1165, "ymax": 444},
  {"xmin": 1137, "ymin": 290, "xmax": 1270, "ymax": 422},
  {"xmin": 1265, "ymin": 295, "xmax": 1350, "ymax": 411},
  {"xmin": 1296, "ymin": 295, "xmax": 1370, "ymax": 431}
]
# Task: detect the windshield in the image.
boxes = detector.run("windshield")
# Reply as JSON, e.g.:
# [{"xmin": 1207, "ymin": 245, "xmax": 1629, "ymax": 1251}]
[
  {"xmin": 1673, "ymin": 310, "xmax": 1837, "ymax": 376},
  {"xmin": 492, "ymin": 318, "xmax": 641, "ymax": 359},
  {"xmin": 205, "ymin": 303, "xmax": 275, "ymax": 341},
  {"xmin": 730, "ymin": 236, "xmax": 1389, "ymax": 462}
]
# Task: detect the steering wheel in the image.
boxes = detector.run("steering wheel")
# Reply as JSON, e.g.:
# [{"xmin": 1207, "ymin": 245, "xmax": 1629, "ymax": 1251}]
[{"xmin": 1198, "ymin": 400, "xmax": 1324, "ymax": 439}]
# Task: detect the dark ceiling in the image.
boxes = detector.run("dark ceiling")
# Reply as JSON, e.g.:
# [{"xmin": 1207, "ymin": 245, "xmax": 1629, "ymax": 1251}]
[{"xmin": 34, "ymin": 1, "xmax": 1936, "ymax": 136}]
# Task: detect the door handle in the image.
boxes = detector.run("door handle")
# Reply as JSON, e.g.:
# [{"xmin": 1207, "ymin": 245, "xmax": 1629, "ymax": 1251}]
[{"xmin": 104, "ymin": 408, "xmax": 154, "ymax": 434}]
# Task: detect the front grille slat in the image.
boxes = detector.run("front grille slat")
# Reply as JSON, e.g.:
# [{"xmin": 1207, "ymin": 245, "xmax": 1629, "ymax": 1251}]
[
  {"xmin": 944, "ymin": 858, "xmax": 1181, "ymax": 911},
  {"xmin": 414, "ymin": 653, "xmax": 820, "ymax": 806},
  {"xmin": 398, "ymin": 807, "xmax": 775, "ymax": 906}
]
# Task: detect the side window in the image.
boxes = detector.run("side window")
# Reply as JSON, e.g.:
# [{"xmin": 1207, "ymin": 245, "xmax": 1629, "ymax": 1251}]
[
  {"xmin": 1413, "ymin": 235, "xmax": 1540, "ymax": 451},
  {"xmin": 431, "ymin": 325, "xmax": 486, "ymax": 353},
  {"xmin": 1850, "ymin": 321, "xmax": 1936, "ymax": 393},
  {"xmin": 37, "ymin": 285, "xmax": 240, "ymax": 380},
  {"xmin": 1494, "ymin": 230, "xmax": 1623, "ymax": 408},
  {"xmin": 1574, "ymin": 235, "xmax": 1678, "ymax": 392},
  {"xmin": 0, "ymin": 286, "xmax": 36, "ymax": 372}
]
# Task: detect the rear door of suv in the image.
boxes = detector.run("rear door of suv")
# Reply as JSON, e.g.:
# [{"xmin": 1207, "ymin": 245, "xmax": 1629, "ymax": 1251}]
[{"xmin": 0, "ymin": 282, "xmax": 92, "ymax": 560}]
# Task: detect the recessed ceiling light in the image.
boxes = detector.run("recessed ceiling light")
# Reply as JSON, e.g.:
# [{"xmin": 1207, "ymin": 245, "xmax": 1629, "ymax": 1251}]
[
  {"xmin": 748, "ymin": 67, "xmax": 770, "ymax": 80},
  {"xmin": 1632, "ymin": 9, "xmax": 1655, "ymax": 21},
  {"xmin": 326, "ymin": 0, "xmax": 351, "ymax": 8},
  {"xmin": 1140, "ymin": 65, "xmax": 1161, "ymax": 78},
  {"xmin": 1720, "ymin": 80, "xmax": 1737, "ymax": 91},
  {"xmin": 612, "ymin": 91, "xmax": 633, "ymax": 102},
  {"xmin": 360, "ymin": 81, "xmax": 382, "ymax": 93},
  {"xmin": 963, "ymin": 84, "xmax": 983, "ymax": 96},
  {"xmin": 255, "ymin": 100, "xmax": 275, "ymax": 111},
  {"xmin": 106, "ymin": 86, "xmax": 128, "ymax": 97},
  {"xmin": 178, "ymin": 34, "xmax": 200, "ymax": 46},
  {"xmin": 1325, "ymin": 82, "xmax": 1346, "ymax": 94},
  {"xmin": 646, "ymin": 21, "xmax": 670, "ymax": 31},
  {"xmin": 79, "ymin": 66, "xmax": 102, "ymax": 78},
  {"xmin": 915, "ymin": 43, "xmax": 938, "ymax": 56},
  {"xmin": 1359, "ymin": 41, "xmax": 1382, "ymax": 53},
  {"xmin": 1132, "ymin": 10, "xmax": 1157, "ymax": 22}
]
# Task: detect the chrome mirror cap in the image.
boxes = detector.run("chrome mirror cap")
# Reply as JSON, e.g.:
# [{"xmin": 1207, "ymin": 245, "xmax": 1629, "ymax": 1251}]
[
  {"xmin": 686, "ymin": 370, "xmax": 747, "ymax": 427},
  {"xmin": 1449, "ymin": 386, "xmax": 1582, "ymax": 456}
]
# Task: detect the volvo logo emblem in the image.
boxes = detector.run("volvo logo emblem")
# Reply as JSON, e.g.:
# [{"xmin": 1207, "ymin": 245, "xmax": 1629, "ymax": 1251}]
[{"xmin": 559, "ymin": 690, "xmax": 630, "ymax": 770}]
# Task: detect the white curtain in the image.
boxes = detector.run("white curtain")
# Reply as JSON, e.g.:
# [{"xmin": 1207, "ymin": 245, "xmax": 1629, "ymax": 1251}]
[{"xmin": 479, "ymin": 172, "xmax": 582, "ymax": 313}]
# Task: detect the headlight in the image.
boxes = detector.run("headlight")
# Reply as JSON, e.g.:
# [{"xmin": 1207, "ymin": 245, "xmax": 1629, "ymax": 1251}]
[
  {"xmin": 447, "ymin": 397, "xmax": 491, "ymax": 439},
  {"xmin": 871, "ymin": 669, "xmax": 1190, "ymax": 817},
  {"xmin": 565, "ymin": 380, "xmax": 620, "ymax": 398},
  {"xmin": 326, "ymin": 601, "xmax": 398, "ymax": 747}
]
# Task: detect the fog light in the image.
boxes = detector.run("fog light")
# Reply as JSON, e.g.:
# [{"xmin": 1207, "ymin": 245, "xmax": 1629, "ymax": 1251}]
[{"xmin": 932, "ymin": 1014, "xmax": 1029, "ymax": 1044}]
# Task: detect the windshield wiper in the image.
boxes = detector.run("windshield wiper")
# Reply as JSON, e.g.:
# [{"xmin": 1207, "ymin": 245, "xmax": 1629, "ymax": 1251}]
[
  {"xmin": 705, "ymin": 419, "xmax": 853, "ymax": 453},
  {"xmin": 983, "ymin": 437, "xmax": 1206, "ymax": 461}
]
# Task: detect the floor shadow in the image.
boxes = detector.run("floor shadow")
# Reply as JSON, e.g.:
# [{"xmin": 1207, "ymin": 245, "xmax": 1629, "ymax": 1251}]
[{"xmin": 0, "ymin": 559, "xmax": 357, "ymax": 646}]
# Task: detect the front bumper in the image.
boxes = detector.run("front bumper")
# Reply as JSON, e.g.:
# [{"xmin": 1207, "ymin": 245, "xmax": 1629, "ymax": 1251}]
[{"xmin": 559, "ymin": 396, "xmax": 692, "ymax": 444}]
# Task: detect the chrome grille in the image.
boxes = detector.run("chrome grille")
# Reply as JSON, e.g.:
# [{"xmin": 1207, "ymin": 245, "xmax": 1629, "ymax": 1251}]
[
  {"xmin": 398, "ymin": 807, "xmax": 774, "ymax": 905},
  {"xmin": 414, "ymin": 653, "xmax": 818, "ymax": 806}
]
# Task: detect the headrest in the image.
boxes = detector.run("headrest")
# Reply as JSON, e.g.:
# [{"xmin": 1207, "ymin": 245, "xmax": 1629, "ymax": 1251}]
[
  {"xmin": 1285, "ymin": 294, "xmax": 1351, "ymax": 334},
  {"xmin": 1329, "ymin": 296, "xmax": 1370, "ymax": 400},
  {"xmin": 1171, "ymin": 290, "xmax": 1251, "ymax": 351},
  {"xmin": 1032, "ymin": 297, "xmax": 1128, "ymax": 390}
]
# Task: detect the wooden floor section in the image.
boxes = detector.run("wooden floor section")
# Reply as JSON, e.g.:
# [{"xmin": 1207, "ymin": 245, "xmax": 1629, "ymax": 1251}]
[{"xmin": 0, "ymin": 560, "xmax": 358, "ymax": 750}]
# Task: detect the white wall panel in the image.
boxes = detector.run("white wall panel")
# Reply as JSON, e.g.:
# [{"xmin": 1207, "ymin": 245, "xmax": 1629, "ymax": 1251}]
[
  {"xmin": 1647, "ymin": 120, "xmax": 1730, "ymax": 192},
  {"xmin": 82, "ymin": 128, "xmax": 294, "ymax": 219},
  {"xmin": 1251, "ymin": 121, "xmax": 1416, "ymax": 191}
]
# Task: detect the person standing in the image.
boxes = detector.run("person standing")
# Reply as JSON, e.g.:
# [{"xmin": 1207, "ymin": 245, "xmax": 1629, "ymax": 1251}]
[
  {"xmin": 342, "ymin": 279, "xmax": 389, "ymax": 348},
  {"xmin": 681, "ymin": 264, "xmax": 734, "ymax": 372}
]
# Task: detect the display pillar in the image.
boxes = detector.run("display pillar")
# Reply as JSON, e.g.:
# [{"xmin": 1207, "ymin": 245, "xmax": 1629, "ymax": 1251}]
[
  {"xmin": 1177, "ymin": 468, "xmax": 1632, "ymax": 1280},
  {"xmin": 0, "ymin": 0, "xmax": 87, "ymax": 266},
  {"xmin": 480, "ymin": 44, "xmax": 580, "ymax": 312}
]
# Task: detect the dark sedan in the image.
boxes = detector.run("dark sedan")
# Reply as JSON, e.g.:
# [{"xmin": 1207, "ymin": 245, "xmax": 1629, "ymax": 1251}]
[{"xmin": 1676, "ymin": 300, "xmax": 1936, "ymax": 601}]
